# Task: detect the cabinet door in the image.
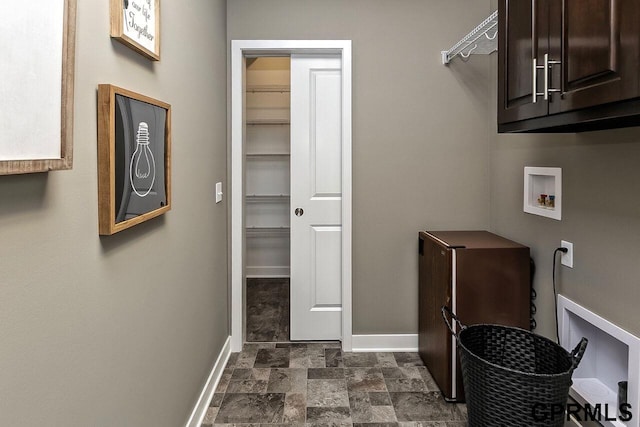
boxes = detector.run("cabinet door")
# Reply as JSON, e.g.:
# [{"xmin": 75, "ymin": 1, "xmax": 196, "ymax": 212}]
[
  {"xmin": 418, "ymin": 235, "xmax": 453, "ymax": 399},
  {"xmin": 549, "ymin": 0, "xmax": 640, "ymax": 113},
  {"xmin": 498, "ymin": 0, "xmax": 550, "ymax": 124}
]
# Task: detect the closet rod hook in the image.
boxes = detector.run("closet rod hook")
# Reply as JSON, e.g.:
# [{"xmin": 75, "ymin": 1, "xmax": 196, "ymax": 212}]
[{"xmin": 459, "ymin": 44, "xmax": 478, "ymax": 59}]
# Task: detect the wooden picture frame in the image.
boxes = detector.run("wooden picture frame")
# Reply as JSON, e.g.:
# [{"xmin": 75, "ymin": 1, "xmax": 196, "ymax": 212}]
[
  {"xmin": 97, "ymin": 85, "xmax": 171, "ymax": 235},
  {"xmin": 0, "ymin": 0, "xmax": 76, "ymax": 175},
  {"xmin": 110, "ymin": 0, "xmax": 160, "ymax": 61}
]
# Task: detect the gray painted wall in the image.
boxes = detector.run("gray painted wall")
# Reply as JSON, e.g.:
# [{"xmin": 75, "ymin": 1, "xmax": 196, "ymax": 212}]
[
  {"xmin": 0, "ymin": 1, "xmax": 228, "ymax": 425},
  {"xmin": 489, "ymin": 57, "xmax": 640, "ymax": 340},
  {"xmin": 228, "ymin": 0, "xmax": 493, "ymax": 334},
  {"xmin": 486, "ymin": 0, "xmax": 640, "ymax": 341}
]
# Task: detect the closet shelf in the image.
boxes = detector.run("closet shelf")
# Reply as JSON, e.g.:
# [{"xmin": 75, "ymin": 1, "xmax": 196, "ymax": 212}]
[
  {"xmin": 247, "ymin": 119, "xmax": 290, "ymax": 125},
  {"xmin": 246, "ymin": 194, "xmax": 290, "ymax": 201},
  {"xmin": 246, "ymin": 226, "xmax": 290, "ymax": 236},
  {"xmin": 246, "ymin": 152, "xmax": 290, "ymax": 157},
  {"xmin": 246, "ymin": 84, "xmax": 290, "ymax": 93},
  {"xmin": 441, "ymin": 10, "xmax": 498, "ymax": 65}
]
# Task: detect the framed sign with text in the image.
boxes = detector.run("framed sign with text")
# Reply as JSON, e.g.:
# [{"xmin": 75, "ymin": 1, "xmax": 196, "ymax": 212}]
[{"xmin": 110, "ymin": 0, "xmax": 160, "ymax": 61}]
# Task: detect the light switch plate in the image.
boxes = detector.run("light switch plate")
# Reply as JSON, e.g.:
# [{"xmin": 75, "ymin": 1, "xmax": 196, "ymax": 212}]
[{"xmin": 215, "ymin": 182, "xmax": 223, "ymax": 203}]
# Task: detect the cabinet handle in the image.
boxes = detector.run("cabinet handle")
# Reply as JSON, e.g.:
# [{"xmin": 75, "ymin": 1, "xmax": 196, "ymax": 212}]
[
  {"xmin": 533, "ymin": 54, "xmax": 562, "ymax": 103},
  {"xmin": 532, "ymin": 58, "xmax": 546, "ymax": 103},
  {"xmin": 532, "ymin": 59, "xmax": 537, "ymax": 103},
  {"xmin": 544, "ymin": 53, "xmax": 562, "ymax": 100}
]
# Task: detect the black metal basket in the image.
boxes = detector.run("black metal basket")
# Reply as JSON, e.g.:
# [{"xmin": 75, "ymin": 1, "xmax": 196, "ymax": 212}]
[{"xmin": 442, "ymin": 307, "xmax": 588, "ymax": 427}]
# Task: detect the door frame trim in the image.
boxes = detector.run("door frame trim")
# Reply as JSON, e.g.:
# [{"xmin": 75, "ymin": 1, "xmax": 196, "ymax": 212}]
[{"xmin": 230, "ymin": 40, "xmax": 353, "ymax": 352}]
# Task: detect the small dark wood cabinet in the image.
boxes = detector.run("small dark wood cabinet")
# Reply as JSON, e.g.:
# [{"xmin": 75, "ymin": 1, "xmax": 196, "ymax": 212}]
[
  {"xmin": 418, "ymin": 231, "xmax": 531, "ymax": 402},
  {"xmin": 498, "ymin": 0, "xmax": 640, "ymax": 132}
]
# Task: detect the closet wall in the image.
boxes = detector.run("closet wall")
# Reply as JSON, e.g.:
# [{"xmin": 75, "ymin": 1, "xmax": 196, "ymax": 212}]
[{"xmin": 245, "ymin": 58, "xmax": 292, "ymax": 277}]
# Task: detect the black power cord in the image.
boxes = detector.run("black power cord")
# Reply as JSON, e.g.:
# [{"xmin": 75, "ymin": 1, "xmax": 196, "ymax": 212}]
[
  {"xmin": 530, "ymin": 257, "xmax": 537, "ymax": 330},
  {"xmin": 552, "ymin": 247, "xmax": 569, "ymax": 344}
]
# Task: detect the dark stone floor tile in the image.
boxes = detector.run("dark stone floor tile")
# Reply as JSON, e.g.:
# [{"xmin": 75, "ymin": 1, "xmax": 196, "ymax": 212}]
[
  {"xmin": 275, "ymin": 342, "xmax": 308, "ymax": 348},
  {"xmin": 213, "ymin": 423, "xmax": 261, "ymax": 427},
  {"xmin": 307, "ymin": 379, "xmax": 350, "ymax": 407},
  {"xmin": 325, "ymin": 347, "xmax": 344, "ymax": 367},
  {"xmin": 308, "ymin": 367, "xmax": 345, "ymax": 379},
  {"xmin": 225, "ymin": 352, "xmax": 239, "ymax": 368},
  {"xmin": 375, "ymin": 353, "xmax": 399, "ymax": 367},
  {"xmin": 381, "ymin": 368, "xmax": 404, "ymax": 379},
  {"xmin": 225, "ymin": 379, "xmax": 268, "ymax": 393},
  {"xmin": 306, "ymin": 423, "xmax": 352, "ymax": 427},
  {"xmin": 254, "ymin": 347, "xmax": 290, "ymax": 368},
  {"xmin": 246, "ymin": 278, "xmax": 290, "ymax": 342},
  {"xmin": 382, "ymin": 367, "xmax": 424, "ymax": 379},
  {"xmin": 267, "ymin": 368, "xmax": 307, "ymax": 393},
  {"xmin": 343, "ymin": 352, "xmax": 379, "ymax": 367},
  {"xmin": 455, "ymin": 403, "xmax": 467, "ymax": 420},
  {"xmin": 353, "ymin": 423, "xmax": 399, "ymax": 427},
  {"xmin": 289, "ymin": 347, "xmax": 310, "ymax": 368},
  {"xmin": 214, "ymin": 393, "xmax": 285, "ymax": 423},
  {"xmin": 419, "ymin": 368, "xmax": 440, "ymax": 392},
  {"xmin": 306, "ymin": 345, "xmax": 327, "ymax": 368},
  {"xmin": 393, "ymin": 353, "xmax": 425, "ymax": 367},
  {"xmin": 201, "ymin": 406, "xmax": 218, "ymax": 425},
  {"xmin": 306, "ymin": 406, "xmax": 352, "ymax": 423},
  {"xmin": 322, "ymin": 341, "xmax": 343, "ymax": 348},
  {"xmin": 385, "ymin": 378, "xmax": 428, "ymax": 392},
  {"xmin": 236, "ymin": 352, "xmax": 258, "ymax": 369},
  {"xmin": 349, "ymin": 391, "xmax": 373, "ymax": 422},
  {"xmin": 309, "ymin": 356, "xmax": 327, "ymax": 368},
  {"xmin": 346, "ymin": 367, "xmax": 387, "ymax": 392},
  {"xmin": 242, "ymin": 342, "xmax": 276, "ymax": 353},
  {"xmin": 397, "ymin": 423, "xmax": 449, "ymax": 427},
  {"xmin": 390, "ymin": 392, "xmax": 464, "ymax": 422},
  {"xmin": 231, "ymin": 368, "xmax": 270, "ymax": 381},
  {"xmin": 369, "ymin": 392, "xmax": 392, "ymax": 406},
  {"xmin": 209, "ymin": 392, "xmax": 224, "ymax": 407},
  {"xmin": 349, "ymin": 391, "xmax": 397, "ymax": 423},
  {"xmin": 282, "ymin": 393, "xmax": 306, "ymax": 423},
  {"xmin": 370, "ymin": 405, "xmax": 397, "ymax": 423},
  {"xmin": 215, "ymin": 368, "xmax": 233, "ymax": 393}
]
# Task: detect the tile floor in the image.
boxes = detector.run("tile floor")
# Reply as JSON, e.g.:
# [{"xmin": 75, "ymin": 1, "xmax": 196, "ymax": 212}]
[
  {"xmin": 202, "ymin": 342, "xmax": 467, "ymax": 426},
  {"xmin": 246, "ymin": 279, "xmax": 290, "ymax": 342}
]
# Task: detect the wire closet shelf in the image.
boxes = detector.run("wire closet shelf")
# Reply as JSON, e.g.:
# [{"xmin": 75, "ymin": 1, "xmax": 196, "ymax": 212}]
[{"xmin": 441, "ymin": 10, "xmax": 498, "ymax": 65}]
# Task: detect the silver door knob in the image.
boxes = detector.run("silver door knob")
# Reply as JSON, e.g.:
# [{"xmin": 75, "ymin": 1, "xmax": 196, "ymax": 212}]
[{"xmin": 295, "ymin": 208, "xmax": 304, "ymax": 217}]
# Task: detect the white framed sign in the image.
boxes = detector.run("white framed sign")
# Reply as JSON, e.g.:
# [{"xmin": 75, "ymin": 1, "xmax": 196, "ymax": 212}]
[
  {"xmin": 110, "ymin": 0, "xmax": 160, "ymax": 61},
  {"xmin": 0, "ymin": 0, "xmax": 76, "ymax": 175}
]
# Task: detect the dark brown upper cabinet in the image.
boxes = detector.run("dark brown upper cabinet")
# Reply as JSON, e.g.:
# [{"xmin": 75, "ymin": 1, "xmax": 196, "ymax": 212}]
[{"xmin": 498, "ymin": 0, "xmax": 640, "ymax": 132}]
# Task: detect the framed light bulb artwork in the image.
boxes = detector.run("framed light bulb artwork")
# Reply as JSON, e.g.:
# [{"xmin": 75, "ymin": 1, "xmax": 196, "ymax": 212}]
[
  {"xmin": 0, "ymin": 0, "xmax": 76, "ymax": 175},
  {"xmin": 97, "ymin": 84, "xmax": 171, "ymax": 235},
  {"xmin": 110, "ymin": 0, "xmax": 160, "ymax": 61}
]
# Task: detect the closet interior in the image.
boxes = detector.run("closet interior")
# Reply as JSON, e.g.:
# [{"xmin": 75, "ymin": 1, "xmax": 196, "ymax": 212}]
[{"xmin": 244, "ymin": 57, "xmax": 291, "ymax": 342}]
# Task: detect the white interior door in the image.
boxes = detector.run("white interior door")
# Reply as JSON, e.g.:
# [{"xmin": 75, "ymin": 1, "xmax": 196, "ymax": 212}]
[{"xmin": 290, "ymin": 54, "xmax": 343, "ymax": 341}]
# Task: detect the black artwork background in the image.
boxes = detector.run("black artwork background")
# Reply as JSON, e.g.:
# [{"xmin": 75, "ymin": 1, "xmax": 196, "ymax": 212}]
[{"xmin": 114, "ymin": 94, "xmax": 167, "ymax": 223}]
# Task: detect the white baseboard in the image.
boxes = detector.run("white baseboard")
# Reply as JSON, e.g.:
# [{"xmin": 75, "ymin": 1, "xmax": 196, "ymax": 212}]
[
  {"xmin": 351, "ymin": 334, "xmax": 418, "ymax": 352},
  {"xmin": 185, "ymin": 336, "xmax": 231, "ymax": 427}
]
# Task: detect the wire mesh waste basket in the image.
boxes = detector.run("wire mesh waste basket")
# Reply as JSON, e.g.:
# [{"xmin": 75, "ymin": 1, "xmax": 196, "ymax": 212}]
[{"xmin": 442, "ymin": 306, "xmax": 588, "ymax": 427}]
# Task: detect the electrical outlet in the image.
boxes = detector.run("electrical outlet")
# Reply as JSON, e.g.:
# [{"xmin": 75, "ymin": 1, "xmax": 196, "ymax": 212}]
[{"xmin": 561, "ymin": 240, "xmax": 573, "ymax": 268}]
